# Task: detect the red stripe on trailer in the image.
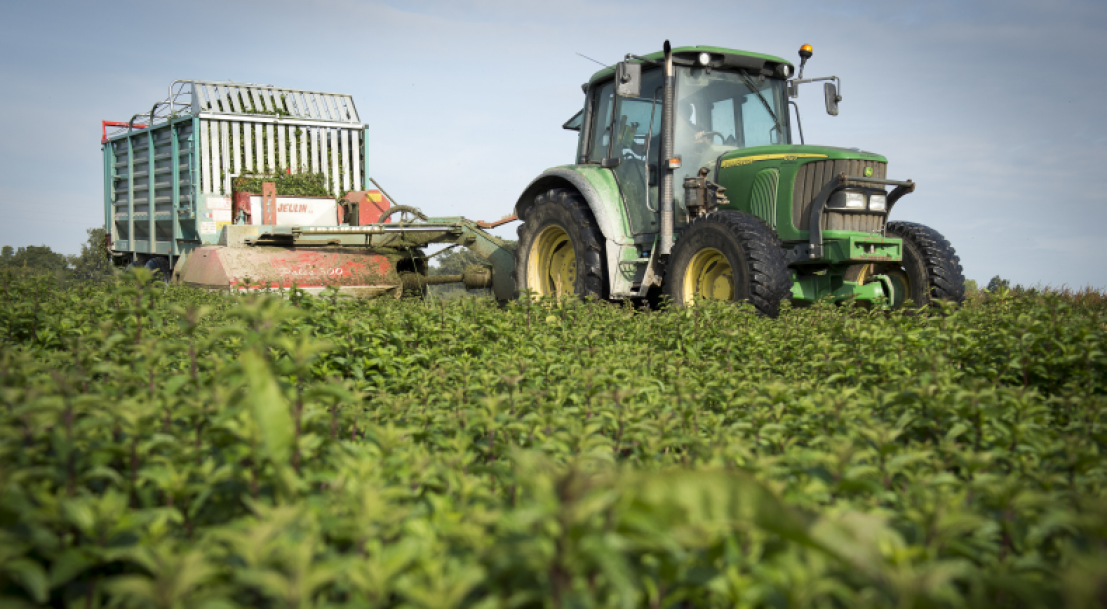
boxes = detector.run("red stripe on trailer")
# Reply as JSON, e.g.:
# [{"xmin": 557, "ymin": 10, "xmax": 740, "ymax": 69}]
[
  {"xmin": 101, "ymin": 120, "xmax": 148, "ymax": 144},
  {"xmin": 262, "ymin": 183, "xmax": 277, "ymax": 225},
  {"xmin": 180, "ymin": 246, "xmax": 404, "ymax": 298},
  {"xmin": 260, "ymin": 250, "xmax": 394, "ymax": 288}
]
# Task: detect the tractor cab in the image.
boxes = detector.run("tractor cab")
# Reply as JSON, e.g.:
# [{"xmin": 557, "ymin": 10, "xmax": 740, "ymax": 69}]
[{"xmin": 568, "ymin": 47, "xmax": 795, "ymax": 235}]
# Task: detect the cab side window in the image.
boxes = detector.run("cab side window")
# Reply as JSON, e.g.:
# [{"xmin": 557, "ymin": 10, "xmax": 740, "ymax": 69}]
[
  {"xmin": 710, "ymin": 99, "xmax": 738, "ymax": 146},
  {"xmin": 742, "ymin": 93, "xmax": 779, "ymax": 147},
  {"xmin": 588, "ymin": 81, "xmax": 615, "ymax": 163}
]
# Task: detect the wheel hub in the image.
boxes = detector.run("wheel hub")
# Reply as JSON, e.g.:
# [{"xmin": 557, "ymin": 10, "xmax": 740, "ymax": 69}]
[
  {"xmin": 682, "ymin": 248, "xmax": 733, "ymax": 304},
  {"xmin": 528, "ymin": 225, "xmax": 576, "ymax": 298}
]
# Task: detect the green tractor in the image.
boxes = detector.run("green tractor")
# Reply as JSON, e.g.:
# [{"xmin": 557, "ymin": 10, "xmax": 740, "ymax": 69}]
[{"xmin": 512, "ymin": 42, "xmax": 964, "ymax": 314}]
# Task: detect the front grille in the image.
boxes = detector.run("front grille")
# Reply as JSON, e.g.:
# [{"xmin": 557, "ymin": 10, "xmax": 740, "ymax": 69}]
[
  {"xmin": 749, "ymin": 168, "xmax": 779, "ymax": 229},
  {"xmin": 822, "ymin": 212, "xmax": 883, "ymax": 233},
  {"xmin": 792, "ymin": 159, "xmax": 887, "ymax": 230}
]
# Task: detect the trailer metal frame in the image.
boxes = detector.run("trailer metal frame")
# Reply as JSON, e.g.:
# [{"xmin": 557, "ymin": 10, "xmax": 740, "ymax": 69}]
[{"xmin": 102, "ymin": 80, "xmax": 370, "ymax": 264}]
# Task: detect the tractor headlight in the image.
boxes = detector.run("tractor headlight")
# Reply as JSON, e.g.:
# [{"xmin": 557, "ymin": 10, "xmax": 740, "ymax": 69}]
[
  {"xmin": 698, "ymin": 52, "xmax": 711, "ymax": 66},
  {"xmin": 869, "ymin": 193, "xmax": 887, "ymax": 211},
  {"xmin": 827, "ymin": 190, "xmax": 866, "ymax": 209}
]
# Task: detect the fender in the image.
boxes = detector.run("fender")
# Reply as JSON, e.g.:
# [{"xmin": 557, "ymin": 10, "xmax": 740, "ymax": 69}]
[{"xmin": 513, "ymin": 166, "xmax": 634, "ymax": 247}]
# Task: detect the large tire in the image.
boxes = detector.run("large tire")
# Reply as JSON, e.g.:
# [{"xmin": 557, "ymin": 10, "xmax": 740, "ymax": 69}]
[
  {"xmin": 514, "ymin": 188, "xmax": 606, "ymax": 300},
  {"xmin": 877, "ymin": 221, "xmax": 965, "ymax": 306},
  {"xmin": 145, "ymin": 257, "xmax": 171, "ymax": 283},
  {"xmin": 664, "ymin": 210, "xmax": 791, "ymax": 316}
]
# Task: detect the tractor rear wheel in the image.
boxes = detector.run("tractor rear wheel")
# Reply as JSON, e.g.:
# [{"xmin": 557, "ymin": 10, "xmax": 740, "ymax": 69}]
[
  {"xmin": 664, "ymin": 210, "xmax": 791, "ymax": 316},
  {"xmin": 514, "ymin": 188, "xmax": 606, "ymax": 300},
  {"xmin": 874, "ymin": 221, "xmax": 965, "ymax": 306}
]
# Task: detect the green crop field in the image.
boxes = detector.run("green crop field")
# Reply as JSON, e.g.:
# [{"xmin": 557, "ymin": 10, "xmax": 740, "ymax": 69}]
[{"xmin": 1, "ymin": 271, "xmax": 1104, "ymax": 608}]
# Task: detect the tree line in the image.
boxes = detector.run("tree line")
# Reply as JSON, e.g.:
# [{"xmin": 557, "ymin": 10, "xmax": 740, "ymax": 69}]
[
  {"xmin": 426, "ymin": 239, "xmax": 517, "ymax": 299},
  {"xmin": 1, "ymin": 228, "xmax": 113, "ymax": 282},
  {"xmin": 0, "ymin": 229, "xmax": 515, "ymax": 290}
]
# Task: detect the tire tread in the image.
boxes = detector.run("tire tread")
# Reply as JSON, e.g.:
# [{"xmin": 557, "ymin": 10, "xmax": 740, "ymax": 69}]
[
  {"xmin": 514, "ymin": 188, "xmax": 606, "ymax": 299},
  {"xmin": 886, "ymin": 221, "xmax": 965, "ymax": 303},
  {"xmin": 667, "ymin": 210, "xmax": 791, "ymax": 316}
]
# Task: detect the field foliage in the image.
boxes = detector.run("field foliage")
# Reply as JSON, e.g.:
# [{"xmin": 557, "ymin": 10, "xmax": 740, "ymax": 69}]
[{"xmin": 1, "ymin": 272, "xmax": 1105, "ymax": 608}]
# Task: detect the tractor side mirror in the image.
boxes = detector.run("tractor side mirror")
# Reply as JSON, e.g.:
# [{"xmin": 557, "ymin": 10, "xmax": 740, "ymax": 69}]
[
  {"xmin": 824, "ymin": 82, "xmax": 841, "ymax": 116},
  {"xmin": 615, "ymin": 62, "xmax": 641, "ymax": 98}
]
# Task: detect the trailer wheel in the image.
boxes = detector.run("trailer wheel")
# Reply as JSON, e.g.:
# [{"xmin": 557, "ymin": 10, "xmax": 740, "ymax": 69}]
[
  {"xmin": 514, "ymin": 188, "xmax": 606, "ymax": 300},
  {"xmin": 144, "ymin": 257, "xmax": 171, "ymax": 283},
  {"xmin": 875, "ymin": 222, "xmax": 965, "ymax": 307},
  {"xmin": 664, "ymin": 211, "xmax": 791, "ymax": 316}
]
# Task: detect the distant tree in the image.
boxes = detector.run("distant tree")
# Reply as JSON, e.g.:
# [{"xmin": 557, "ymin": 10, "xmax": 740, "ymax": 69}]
[
  {"xmin": 429, "ymin": 240, "xmax": 517, "ymax": 276},
  {"xmin": 426, "ymin": 240, "xmax": 516, "ymax": 299},
  {"xmin": 0, "ymin": 245, "xmax": 69, "ymax": 274},
  {"xmin": 986, "ymin": 275, "xmax": 1011, "ymax": 292},
  {"xmin": 69, "ymin": 228, "xmax": 113, "ymax": 281}
]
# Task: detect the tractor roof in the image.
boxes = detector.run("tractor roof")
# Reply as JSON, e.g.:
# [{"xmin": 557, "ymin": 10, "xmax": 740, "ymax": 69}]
[{"xmin": 587, "ymin": 45, "xmax": 792, "ymax": 86}]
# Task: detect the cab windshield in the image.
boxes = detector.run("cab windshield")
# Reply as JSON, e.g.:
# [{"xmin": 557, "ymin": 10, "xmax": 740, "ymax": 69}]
[
  {"xmin": 588, "ymin": 66, "xmax": 792, "ymax": 233},
  {"xmin": 675, "ymin": 67, "xmax": 790, "ymax": 173}
]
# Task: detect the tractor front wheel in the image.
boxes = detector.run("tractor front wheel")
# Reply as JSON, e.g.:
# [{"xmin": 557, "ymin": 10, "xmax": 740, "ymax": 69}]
[
  {"xmin": 514, "ymin": 189, "xmax": 606, "ymax": 300},
  {"xmin": 664, "ymin": 211, "xmax": 791, "ymax": 316},
  {"xmin": 873, "ymin": 221, "xmax": 965, "ymax": 307}
]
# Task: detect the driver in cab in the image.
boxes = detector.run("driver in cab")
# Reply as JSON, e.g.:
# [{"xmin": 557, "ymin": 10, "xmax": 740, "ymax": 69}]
[
  {"xmin": 678, "ymin": 99, "xmax": 715, "ymax": 146},
  {"xmin": 676, "ymin": 97, "xmax": 727, "ymax": 175}
]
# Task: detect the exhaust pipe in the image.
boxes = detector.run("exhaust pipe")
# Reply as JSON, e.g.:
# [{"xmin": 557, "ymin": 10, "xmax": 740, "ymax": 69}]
[{"xmin": 659, "ymin": 40, "xmax": 675, "ymax": 255}]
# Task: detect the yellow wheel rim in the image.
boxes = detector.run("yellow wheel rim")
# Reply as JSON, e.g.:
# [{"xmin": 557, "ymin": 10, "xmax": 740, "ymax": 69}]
[
  {"xmin": 681, "ymin": 248, "xmax": 734, "ymax": 304},
  {"xmin": 527, "ymin": 225, "xmax": 576, "ymax": 298},
  {"xmin": 871, "ymin": 263, "xmax": 911, "ymax": 307},
  {"xmin": 855, "ymin": 263, "xmax": 872, "ymax": 284},
  {"xmin": 886, "ymin": 269, "xmax": 911, "ymax": 306}
]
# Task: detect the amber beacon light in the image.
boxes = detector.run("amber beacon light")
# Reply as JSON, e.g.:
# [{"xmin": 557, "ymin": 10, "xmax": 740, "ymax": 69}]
[{"xmin": 797, "ymin": 44, "xmax": 813, "ymax": 78}]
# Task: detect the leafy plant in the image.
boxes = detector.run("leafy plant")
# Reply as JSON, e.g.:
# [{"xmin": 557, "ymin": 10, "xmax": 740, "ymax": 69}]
[
  {"xmin": 0, "ymin": 271, "xmax": 1105, "ymax": 607},
  {"xmin": 232, "ymin": 171, "xmax": 331, "ymax": 199}
]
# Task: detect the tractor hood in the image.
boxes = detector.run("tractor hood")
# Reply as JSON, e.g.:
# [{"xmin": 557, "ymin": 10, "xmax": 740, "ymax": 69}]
[
  {"xmin": 715, "ymin": 145, "xmax": 887, "ymax": 173},
  {"xmin": 713, "ymin": 144, "xmax": 897, "ymax": 244}
]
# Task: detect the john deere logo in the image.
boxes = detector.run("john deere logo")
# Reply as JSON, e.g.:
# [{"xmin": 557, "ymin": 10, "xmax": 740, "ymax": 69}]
[{"xmin": 864, "ymin": 167, "xmax": 874, "ymax": 177}]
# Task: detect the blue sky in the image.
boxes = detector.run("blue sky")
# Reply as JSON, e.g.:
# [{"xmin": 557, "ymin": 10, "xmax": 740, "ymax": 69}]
[{"xmin": 1, "ymin": 0, "xmax": 1104, "ymax": 287}]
